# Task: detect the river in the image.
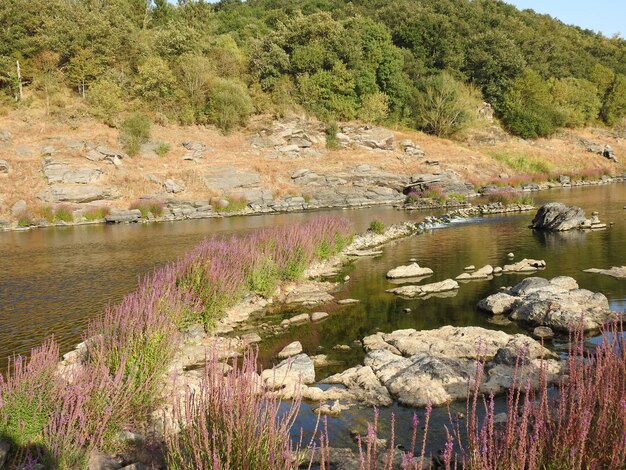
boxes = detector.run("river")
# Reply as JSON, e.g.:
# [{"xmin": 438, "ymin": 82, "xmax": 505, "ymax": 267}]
[{"xmin": 1, "ymin": 184, "xmax": 625, "ymax": 447}]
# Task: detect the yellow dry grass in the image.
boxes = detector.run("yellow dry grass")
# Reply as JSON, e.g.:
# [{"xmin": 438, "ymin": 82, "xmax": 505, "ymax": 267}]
[{"xmin": 0, "ymin": 107, "xmax": 624, "ymax": 221}]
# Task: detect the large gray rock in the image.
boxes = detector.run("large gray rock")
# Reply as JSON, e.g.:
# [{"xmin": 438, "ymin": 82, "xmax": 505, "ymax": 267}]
[
  {"xmin": 386, "ymin": 279, "xmax": 459, "ymax": 298},
  {"xmin": 204, "ymin": 168, "xmax": 261, "ymax": 192},
  {"xmin": 531, "ymin": 203, "xmax": 587, "ymax": 231},
  {"xmin": 11, "ymin": 199, "xmax": 27, "ymax": 215},
  {"xmin": 386, "ymin": 263, "xmax": 433, "ymax": 279},
  {"xmin": 42, "ymin": 159, "xmax": 102, "ymax": 184},
  {"xmin": 346, "ymin": 326, "xmax": 561, "ymax": 407},
  {"xmin": 38, "ymin": 185, "xmax": 119, "ymax": 203},
  {"xmin": 164, "ymin": 179, "xmax": 185, "ymax": 194},
  {"xmin": 479, "ymin": 276, "xmax": 612, "ymax": 332},
  {"xmin": 105, "ymin": 209, "xmax": 142, "ymax": 224},
  {"xmin": 0, "ymin": 160, "xmax": 9, "ymax": 173},
  {"xmin": 261, "ymin": 354, "xmax": 315, "ymax": 388}
]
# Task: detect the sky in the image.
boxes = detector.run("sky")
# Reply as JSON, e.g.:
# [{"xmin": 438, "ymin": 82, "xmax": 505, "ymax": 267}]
[{"xmin": 504, "ymin": 1, "xmax": 624, "ymax": 37}]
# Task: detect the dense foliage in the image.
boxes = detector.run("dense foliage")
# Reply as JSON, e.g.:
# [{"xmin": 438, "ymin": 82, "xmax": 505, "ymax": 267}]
[{"xmin": 1, "ymin": 0, "xmax": 625, "ymax": 136}]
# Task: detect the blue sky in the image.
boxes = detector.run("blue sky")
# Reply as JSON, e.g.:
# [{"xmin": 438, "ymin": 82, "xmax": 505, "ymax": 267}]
[{"xmin": 504, "ymin": 1, "xmax": 624, "ymax": 37}]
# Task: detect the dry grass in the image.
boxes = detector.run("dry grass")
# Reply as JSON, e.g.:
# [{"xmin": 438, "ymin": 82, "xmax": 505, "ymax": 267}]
[{"xmin": 1, "ymin": 107, "xmax": 624, "ymax": 221}]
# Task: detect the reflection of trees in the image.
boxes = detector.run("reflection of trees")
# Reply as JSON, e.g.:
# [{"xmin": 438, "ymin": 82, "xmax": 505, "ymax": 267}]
[{"xmin": 532, "ymin": 228, "xmax": 588, "ymax": 248}]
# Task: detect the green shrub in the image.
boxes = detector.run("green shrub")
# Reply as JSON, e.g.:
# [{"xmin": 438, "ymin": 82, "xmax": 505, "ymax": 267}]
[
  {"xmin": 448, "ymin": 193, "xmax": 466, "ymax": 202},
  {"xmin": 54, "ymin": 205, "xmax": 73, "ymax": 223},
  {"xmin": 154, "ymin": 142, "xmax": 171, "ymax": 157},
  {"xmin": 16, "ymin": 211, "xmax": 35, "ymax": 227},
  {"xmin": 205, "ymin": 78, "xmax": 254, "ymax": 133},
  {"xmin": 325, "ymin": 121, "xmax": 339, "ymax": 149},
  {"xmin": 415, "ymin": 72, "xmax": 480, "ymax": 137},
  {"xmin": 359, "ymin": 92, "xmax": 389, "ymax": 124},
  {"xmin": 120, "ymin": 113, "xmax": 151, "ymax": 157},
  {"xmin": 40, "ymin": 205, "xmax": 54, "ymax": 223},
  {"xmin": 88, "ymin": 79, "xmax": 123, "ymax": 125},
  {"xmin": 246, "ymin": 256, "xmax": 279, "ymax": 298},
  {"xmin": 84, "ymin": 207, "xmax": 110, "ymax": 221},
  {"xmin": 212, "ymin": 196, "xmax": 248, "ymax": 213},
  {"xmin": 130, "ymin": 200, "xmax": 163, "ymax": 218},
  {"xmin": 368, "ymin": 220, "xmax": 386, "ymax": 235}
]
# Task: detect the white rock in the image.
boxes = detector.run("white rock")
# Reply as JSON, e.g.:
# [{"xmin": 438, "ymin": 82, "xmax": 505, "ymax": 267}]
[{"xmin": 386, "ymin": 263, "xmax": 434, "ymax": 279}]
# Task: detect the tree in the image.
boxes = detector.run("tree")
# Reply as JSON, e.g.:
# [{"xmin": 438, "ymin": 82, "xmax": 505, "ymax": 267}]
[
  {"xmin": 359, "ymin": 92, "xmax": 389, "ymax": 124},
  {"xmin": 414, "ymin": 72, "xmax": 479, "ymax": 138},
  {"xmin": 550, "ymin": 77, "xmax": 601, "ymax": 127},
  {"xmin": 135, "ymin": 56, "xmax": 176, "ymax": 110},
  {"xmin": 297, "ymin": 61, "xmax": 357, "ymax": 121},
  {"xmin": 204, "ymin": 78, "xmax": 253, "ymax": 133},
  {"xmin": 176, "ymin": 53, "xmax": 213, "ymax": 114},
  {"xmin": 31, "ymin": 50, "xmax": 61, "ymax": 114},
  {"xmin": 88, "ymin": 78, "xmax": 124, "ymax": 125},
  {"xmin": 501, "ymin": 69, "xmax": 563, "ymax": 138},
  {"xmin": 600, "ymin": 74, "xmax": 626, "ymax": 126},
  {"xmin": 67, "ymin": 49, "xmax": 101, "ymax": 98}
]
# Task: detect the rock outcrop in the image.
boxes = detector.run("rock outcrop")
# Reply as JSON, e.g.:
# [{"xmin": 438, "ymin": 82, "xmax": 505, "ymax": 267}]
[
  {"xmin": 478, "ymin": 276, "xmax": 613, "ymax": 332},
  {"xmin": 105, "ymin": 209, "xmax": 142, "ymax": 224},
  {"xmin": 42, "ymin": 158, "xmax": 102, "ymax": 184},
  {"xmin": 327, "ymin": 326, "xmax": 560, "ymax": 407},
  {"xmin": 38, "ymin": 185, "xmax": 119, "ymax": 203}
]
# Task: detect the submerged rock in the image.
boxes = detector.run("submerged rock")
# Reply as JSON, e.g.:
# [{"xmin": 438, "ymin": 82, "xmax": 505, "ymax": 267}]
[
  {"xmin": 386, "ymin": 279, "xmax": 459, "ymax": 298},
  {"xmin": 386, "ymin": 262, "xmax": 433, "ymax": 279},
  {"xmin": 456, "ymin": 264, "xmax": 494, "ymax": 280},
  {"xmin": 478, "ymin": 276, "xmax": 613, "ymax": 332},
  {"xmin": 584, "ymin": 266, "xmax": 626, "ymax": 279}
]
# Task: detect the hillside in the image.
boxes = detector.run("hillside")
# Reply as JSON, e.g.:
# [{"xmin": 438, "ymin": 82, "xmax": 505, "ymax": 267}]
[{"xmin": 1, "ymin": 0, "xmax": 626, "ymax": 226}]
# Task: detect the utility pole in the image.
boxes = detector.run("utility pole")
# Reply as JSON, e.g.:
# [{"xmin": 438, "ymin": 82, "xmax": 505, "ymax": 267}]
[{"xmin": 16, "ymin": 60, "xmax": 22, "ymax": 101}]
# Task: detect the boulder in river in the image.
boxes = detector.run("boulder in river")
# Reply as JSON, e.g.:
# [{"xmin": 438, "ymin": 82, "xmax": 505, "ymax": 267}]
[
  {"xmin": 261, "ymin": 353, "xmax": 315, "ymax": 388},
  {"xmin": 386, "ymin": 263, "xmax": 433, "ymax": 279},
  {"xmin": 531, "ymin": 202, "xmax": 587, "ymax": 231},
  {"xmin": 456, "ymin": 264, "xmax": 494, "ymax": 280},
  {"xmin": 478, "ymin": 276, "xmax": 613, "ymax": 332},
  {"xmin": 278, "ymin": 341, "xmax": 303, "ymax": 359},
  {"xmin": 386, "ymin": 279, "xmax": 459, "ymax": 298}
]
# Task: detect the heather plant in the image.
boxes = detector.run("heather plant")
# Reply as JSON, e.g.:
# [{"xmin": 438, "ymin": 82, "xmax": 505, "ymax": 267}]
[
  {"xmin": 486, "ymin": 188, "xmax": 534, "ymax": 206},
  {"xmin": 165, "ymin": 348, "xmax": 302, "ymax": 470},
  {"xmin": 129, "ymin": 200, "xmax": 163, "ymax": 218},
  {"xmin": 246, "ymin": 255, "xmax": 280, "ymax": 298},
  {"xmin": 84, "ymin": 206, "xmax": 110, "ymax": 221},
  {"xmin": 40, "ymin": 205, "xmax": 55, "ymax": 223}
]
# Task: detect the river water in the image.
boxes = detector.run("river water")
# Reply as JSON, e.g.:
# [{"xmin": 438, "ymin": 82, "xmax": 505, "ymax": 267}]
[{"xmin": 1, "ymin": 184, "xmax": 625, "ymax": 448}]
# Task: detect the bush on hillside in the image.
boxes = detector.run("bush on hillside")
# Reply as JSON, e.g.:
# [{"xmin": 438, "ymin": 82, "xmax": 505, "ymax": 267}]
[{"xmin": 119, "ymin": 114, "xmax": 151, "ymax": 156}]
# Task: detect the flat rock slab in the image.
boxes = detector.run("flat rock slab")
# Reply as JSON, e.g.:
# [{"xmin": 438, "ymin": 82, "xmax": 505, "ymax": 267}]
[
  {"xmin": 386, "ymin": 263, "xmax": 433, "ymax": 279},
  {"xmin": 503, "ymin": 258, "xmax": 546, "ymax": 273},
  {"xmin": 329, "ymin": 326, "xmax": 560, "ymax": 407},
  {"xmin": 42, "ymin": 159, "xmax": 102, "ymax": 184},
  {"xmin": 584, "ymin": 266, "xmax": 626, "ymax": 279},
  {"xmin": 38, "ymin": 184, "xmax": 120, "ymax": 203},
  {"xmin": 204, "ymin": 168, "xmax": 261, "ymax": 192},
  {"xmin": 105, "ymin": 209, "xmax": 142, "ymax": 224},
  {"xmin": 478, "ymin": 276, "xmax": 613, "ymax": 332},
  {"xmin": 456, "ymin": 264, "xmax": 494, "ymax": 280},
  {"xmin": 386, "ymin": 279, "xmax": 459, "ymax": 298}
]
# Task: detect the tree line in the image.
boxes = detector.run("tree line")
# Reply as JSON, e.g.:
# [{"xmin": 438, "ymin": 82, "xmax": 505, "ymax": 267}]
[{"xmin": 0, "ymin": 0, "xmax": 625, "ymax": 137}]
